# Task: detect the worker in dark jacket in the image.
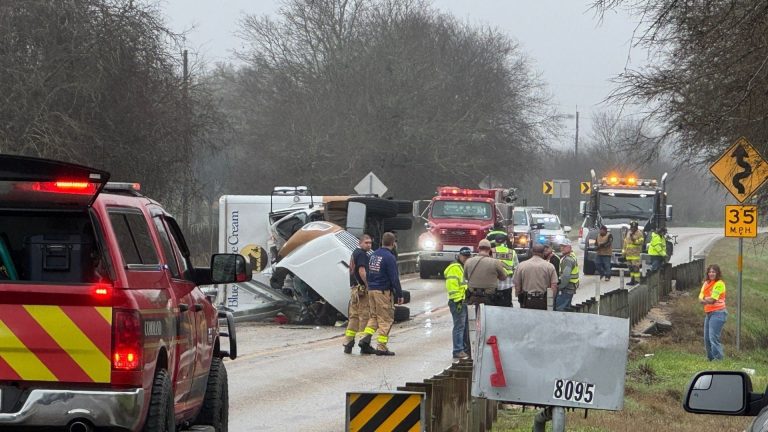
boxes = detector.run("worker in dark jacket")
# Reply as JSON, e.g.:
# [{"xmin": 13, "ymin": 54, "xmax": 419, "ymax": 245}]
[{"xmin": 360, "ymin": 232, "xmax": 403, "ymax": 356}]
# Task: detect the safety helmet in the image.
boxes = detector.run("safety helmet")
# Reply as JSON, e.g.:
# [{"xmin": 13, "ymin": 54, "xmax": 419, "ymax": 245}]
[
  {"xmin": 629, "ymin": 221, "xmax": 639, "ymax": 229},
  {"xmin": 494, "ymin": 233, "xmax": 508, "ymax": 244},
  {"xmin": 458, "ymin": 247, "xmax": 472, "ymax": 257}
]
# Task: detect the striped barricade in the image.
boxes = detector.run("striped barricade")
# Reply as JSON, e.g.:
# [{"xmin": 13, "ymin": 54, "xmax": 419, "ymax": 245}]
[{"xmin": 346, "ymin": 391, "xmax": 426, "ymax": 432}]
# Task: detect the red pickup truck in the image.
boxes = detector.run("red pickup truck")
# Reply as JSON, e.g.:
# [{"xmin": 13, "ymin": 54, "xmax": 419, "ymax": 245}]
[{"xmin": 0, "ymin": 155, "xmax": 245, "ymax": 431}]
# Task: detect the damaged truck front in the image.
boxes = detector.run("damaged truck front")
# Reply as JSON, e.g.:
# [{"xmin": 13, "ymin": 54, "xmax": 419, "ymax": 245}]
[{"xmin": 216, "ymin": 189, "xmax": 414, "ymax": 324}]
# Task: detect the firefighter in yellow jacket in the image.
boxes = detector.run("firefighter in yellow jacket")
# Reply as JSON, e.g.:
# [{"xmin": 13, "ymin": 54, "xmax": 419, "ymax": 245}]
[
  {"xmin": 444, "ymin": 247, "xmax": 471, "ymax": 360},
  {"xmin": 623, "ymin": 221, "xmax": 644, "ymax": 285}
]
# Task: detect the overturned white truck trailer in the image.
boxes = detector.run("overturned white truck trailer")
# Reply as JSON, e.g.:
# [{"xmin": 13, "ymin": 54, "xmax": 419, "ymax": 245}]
[{"xmin": 216, "ymin": 188, "xmax": 413, "ymax": 324}]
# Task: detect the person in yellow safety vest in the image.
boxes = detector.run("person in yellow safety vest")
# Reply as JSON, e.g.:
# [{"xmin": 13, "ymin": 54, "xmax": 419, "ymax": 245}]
[
  {"xmin": 445, "ymin": 247, "xmax": 472, "ymax": 360},
  {"xmin": 623, "ymin": 221, "xmax": 645, "ymax": 285},
  {"xmin": 491, "ymin": 233, "xmax": 517, "ymax": 307},
  {"xmin": 554, "ymin": 239, "xmax": 579, "ymax": 311},
  {"xmin": 648, "ymin": 227, "xmax": 667, "ymax": 273}
]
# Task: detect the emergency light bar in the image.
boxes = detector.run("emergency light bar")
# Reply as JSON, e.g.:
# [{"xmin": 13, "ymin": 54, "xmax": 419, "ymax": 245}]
[
  {"xmin": 104, "ymin": 182, "xmax": 141, "ymax": 192},
  {"xmin": 600, "ymin": 176, "xmax": 658, "ymax": 187},
  {"xmin": 437, "ymin": 186, "xmax": 496, "ymax": 199}
]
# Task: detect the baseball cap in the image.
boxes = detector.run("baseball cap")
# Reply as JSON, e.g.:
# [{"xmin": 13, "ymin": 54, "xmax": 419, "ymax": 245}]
[
  {"xmin": 478, "ymin": 239, "xmax": 492, "ymax": 249},
  {"xmin": 458, "ymin": 247, "xmax": 472, "ymax": 256}
]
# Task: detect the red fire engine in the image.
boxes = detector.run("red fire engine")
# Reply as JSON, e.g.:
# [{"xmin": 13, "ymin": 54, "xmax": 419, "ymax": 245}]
[{"xmin": 415, "ymin": 186, "xmax": 515, "ymax": 278}]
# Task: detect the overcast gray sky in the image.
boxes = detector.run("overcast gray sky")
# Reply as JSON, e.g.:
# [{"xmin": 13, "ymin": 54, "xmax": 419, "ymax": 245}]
[{"xmin": 160, "ymin": 0, "xmax": 647, "ymax": 145}]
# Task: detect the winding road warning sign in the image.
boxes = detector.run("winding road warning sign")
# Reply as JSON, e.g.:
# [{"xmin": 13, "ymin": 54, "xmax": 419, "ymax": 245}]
[{"xmin": 710, "ymin": 137, "xmax": 768, "ymax": 203}]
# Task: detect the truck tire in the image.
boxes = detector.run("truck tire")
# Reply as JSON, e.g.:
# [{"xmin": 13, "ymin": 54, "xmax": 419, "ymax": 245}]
[
  {"xmin": 195, "ymin": 357, "xmax": 229, "ymax": 432},
  {"xmin": 382, "ymin": 217, "xmax": 412, "ymax": 232},
  {"xmin": 143, "ymin": 369, "xmax": 175, "ymax": 432},
  {"xmin": 401, "ymin": 289, "xmax": 411, "ymax": 304},
  {"xmin": 349, "ymin": 197, "xmax": 398, "ymax": 218},
  {"xmin": 394, "ymin": 305, "xmax": 410, "ymax": 322},
  {"xmin": 583, "ymin": 256, "xmax": 596, "ymax": 275},
  {"xmin": 390, "ymin": 199, "xmax": 413, "ymax": 214},
  {"xmin": 419, "ymin": 263, "xmax": 432, "ymax": 279}
]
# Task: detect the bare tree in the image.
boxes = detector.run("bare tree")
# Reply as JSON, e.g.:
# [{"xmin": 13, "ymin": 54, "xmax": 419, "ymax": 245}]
[
  {"xmin": 224, "ymin": 0, "xmax": 559, "ymax": 199},
  {"xmin": 0, "ymin": 0, "xmax": 228, "ymax": 244},
  {"xmin": 591, "ymin": 1, "xmax": 768, "ymax": 193}
]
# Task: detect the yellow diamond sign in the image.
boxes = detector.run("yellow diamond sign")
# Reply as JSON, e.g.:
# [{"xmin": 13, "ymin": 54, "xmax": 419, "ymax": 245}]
[{"xmin": 709, "ymin": 137, "xmax": 768, "ymax": 203}]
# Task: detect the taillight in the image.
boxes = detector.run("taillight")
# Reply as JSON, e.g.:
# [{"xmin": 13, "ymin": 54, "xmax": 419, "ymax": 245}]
[
  {"xmin": 112, "ymin": 310, "xmax": 142, "ymax": 371},
  {"xmin": 579, "ymin": 227, "xmax": 584, "ymax": 238}
]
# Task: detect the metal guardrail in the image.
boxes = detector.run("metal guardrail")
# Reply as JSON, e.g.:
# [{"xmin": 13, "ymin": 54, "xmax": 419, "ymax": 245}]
[
  {"xmin": 397, "ymin": 359, "xmax": 497, "ymax": 432},
  {"xmin": 572, "ymin": 259, "xmax": 706, "ymax": 326},
  {"xmin": 398, "ymin": 251, "xmax": 419, "ymax": 275}
]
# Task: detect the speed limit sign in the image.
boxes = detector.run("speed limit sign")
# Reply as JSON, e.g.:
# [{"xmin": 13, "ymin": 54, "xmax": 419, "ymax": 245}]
[{"xmin": 725, "ymin": 205, "xmax": 758, "ymax": 238}]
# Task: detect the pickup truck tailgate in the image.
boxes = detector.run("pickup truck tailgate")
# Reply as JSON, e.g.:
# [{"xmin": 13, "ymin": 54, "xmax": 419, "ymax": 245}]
[{"xmin": 0, "ymin": 286, "xmax": 112, "ymax": 384}]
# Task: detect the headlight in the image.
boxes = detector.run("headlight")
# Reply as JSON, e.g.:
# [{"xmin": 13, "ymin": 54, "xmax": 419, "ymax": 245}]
[
  {"xmin": 516, "ymin": 235, "xmax": 528, "ymax": 246},
  {"xmin": 588, "ymin": 238, "xmax": 597, "ymax": 246},
  {"xmin": 421, "ymin": 238, "xmax": 437, "ymax": 250}
]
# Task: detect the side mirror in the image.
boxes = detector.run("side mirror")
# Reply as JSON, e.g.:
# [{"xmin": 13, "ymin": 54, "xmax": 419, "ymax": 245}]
[
  {"xmin": 346, "ymin": 201, "xmax": 366, "ymax": 237},
  {"xmin": 579, "ymin": 200, "xmax": 587, "ymax": 217},
  {"xmin": 666, "ymin": 205, "xmax": 674, "ymax": 220},
  {"xmin": 564, "ymin": 226, "xmax": 572, "ymax": 233},
  {"xmin": 413, "ymin": 200, "xmax": 431, "ymax": 221},
  {"xmin": 211, "ymin": 254, "xmax": 252, "ymax": 284},
  {"xmin": 683, "ymin": 371, "xmax": 753, "ymax": 416}
]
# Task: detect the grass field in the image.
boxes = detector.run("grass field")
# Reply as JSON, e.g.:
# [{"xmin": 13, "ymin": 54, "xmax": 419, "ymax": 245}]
[{"xmin": 493, "ymin": 235, "xmax": 768, "ymax": 432}]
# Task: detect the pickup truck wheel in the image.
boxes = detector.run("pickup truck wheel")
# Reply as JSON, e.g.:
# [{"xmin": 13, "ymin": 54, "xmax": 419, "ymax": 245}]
[
  {"xmin": 195, "ymin": 357, "xmax": 229, "ymax": 431},
  {"xmin": 394, "ymin": 305, "xmax": 410, "ymax": 322},
  {"xmin": 583, "ymin": 257, "xmax": 596, "ymax": 275},
  {"xmin": 143, "ymin": 369, "xmax": 175, "ymax": 432}
]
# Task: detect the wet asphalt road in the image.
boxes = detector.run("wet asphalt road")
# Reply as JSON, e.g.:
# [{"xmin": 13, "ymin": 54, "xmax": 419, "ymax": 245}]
[{"xmin": 225, "ymin": 227, "xmax": 722, "ymax": 431}]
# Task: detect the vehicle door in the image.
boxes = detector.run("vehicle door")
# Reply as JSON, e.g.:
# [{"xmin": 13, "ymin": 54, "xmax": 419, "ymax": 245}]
[
  {"xmin": 161, "ymin": 216, "xmax": 212, "ymax": 410},
  {"xmin": 149, "ymin": 212, "xmax": 197, "ymax": 412}
]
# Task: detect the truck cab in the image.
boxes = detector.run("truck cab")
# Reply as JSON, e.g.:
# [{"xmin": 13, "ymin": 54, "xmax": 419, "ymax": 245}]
[
  {"xmin": 579, "ymin": 170, "xmax": 673, "ymax": 275},
  {"xmin": 0, "ymin": 155, "xmax": 244, "ymax": 431},
  {"xmin": 415, "ymin": 186, "xmax": 515, "ymax": 278}
]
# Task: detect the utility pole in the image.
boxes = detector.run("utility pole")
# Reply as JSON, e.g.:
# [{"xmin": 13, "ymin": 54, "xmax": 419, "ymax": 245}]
[
  {"xmin": 575, "ymin": 109, "xmax": 579, "ymax": 160},
  {"xmin": 181, "ymin": 49, "xmax": 190, "ymax": 233}
]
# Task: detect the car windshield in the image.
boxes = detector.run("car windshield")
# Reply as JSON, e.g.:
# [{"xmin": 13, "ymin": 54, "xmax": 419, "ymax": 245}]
[
  {"xmin": 533, "ymin": 215, "xmax": 561, "ymax": 230},
  {"xmin": 513, "ymin": 210, "xmax": 527, "ymax": 225},
  {"xmin": 598, "ymin": 193, "xmax": 654, "ymax": 219},
  {"xmin": 431, "ymin": 200, "xmax": 492, "ymax": 220}
]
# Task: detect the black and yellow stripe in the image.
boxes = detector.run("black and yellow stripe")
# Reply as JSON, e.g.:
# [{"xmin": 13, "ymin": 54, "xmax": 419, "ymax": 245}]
[{"xmin": 347, "ymin": 391, "xmax": 424, "ymax": 432}]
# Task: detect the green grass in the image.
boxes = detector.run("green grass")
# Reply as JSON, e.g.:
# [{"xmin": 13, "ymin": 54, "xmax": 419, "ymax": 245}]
[{"xmin": 492, "ymin": 235, "xmax": 768, "ymax": 431}]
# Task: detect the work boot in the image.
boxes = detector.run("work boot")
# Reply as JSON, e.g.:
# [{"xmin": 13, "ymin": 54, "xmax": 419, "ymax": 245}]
[
  {"xmin": 343, "ymin": 340, "xmax": 354, "ymax": 354},
  {"xmin": 375, "ymin": 349, "xmax": 396, "ymax": 356},
  {"xmin": 358, "ymin": 336, "xmax": 377, "ymax": 355},
  {"xmin": 627, "ymin": 278, "xmax": 637, "ymax": 286}
]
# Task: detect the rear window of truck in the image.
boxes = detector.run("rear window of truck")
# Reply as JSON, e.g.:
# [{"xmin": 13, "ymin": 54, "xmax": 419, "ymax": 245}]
[{"xmin": 0, "ymin": 210, "xmax": 103, "ymax": 284}]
